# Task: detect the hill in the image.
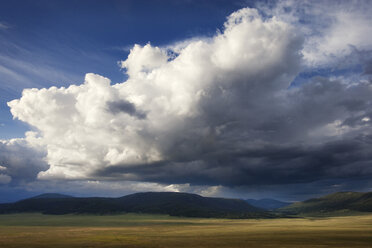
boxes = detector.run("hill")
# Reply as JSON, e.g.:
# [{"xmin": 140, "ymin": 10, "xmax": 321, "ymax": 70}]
[
  {"xmin": 245, "ymin": 198, "xmax": 290, "ymax": 210},
  {"xmin": 0, "ymin": 192, "xmax": 272, "ymax": 218},
  {"xmin": 31, "ymin": 193, "xmax": 74, "ymax": 199},
  {"xmin": 279, "ymin": 191, "xmax": 372, "ymax": 215}
]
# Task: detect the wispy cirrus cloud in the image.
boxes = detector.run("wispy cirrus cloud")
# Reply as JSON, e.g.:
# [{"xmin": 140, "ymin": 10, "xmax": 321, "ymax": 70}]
[{"xmin": 0, "ymin": 22, "xmax": 10, "ymax": 30}]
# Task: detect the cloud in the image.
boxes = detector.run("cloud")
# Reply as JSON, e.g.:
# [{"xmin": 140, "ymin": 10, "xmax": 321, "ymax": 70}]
[
  {"xmin": 107, "ymin": 100, "xmax": 147, "ymax": 119},
  {"xmin": 0, "ymin": 53, "xmax": 81, "ymax": 95},
  {"xmin": 0, "ymin": 174, "xmax": 11, "ymax": 184},
  {"xmin": 0, "ymin": 22, "xmax": 9, "ymax": 30},
  {"xmin": 258, "ymin": 0, "xmax": 372, "ymax": 68},
  {"xmin": 0, "ymin": 135, "xmax": 48, "ymax": 184},
  {"xmin": 5, "ymin": 5, "xmax": 372, "ymax": 194},
  {"xmin": 8, "ymin": 8, "xmax": 301, "ymax": 182}
]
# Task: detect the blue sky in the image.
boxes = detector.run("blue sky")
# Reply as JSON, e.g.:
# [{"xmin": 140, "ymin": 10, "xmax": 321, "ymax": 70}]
[{"xmin": 1, "ymin": 0, "xmax": 372, "ymax": 202}]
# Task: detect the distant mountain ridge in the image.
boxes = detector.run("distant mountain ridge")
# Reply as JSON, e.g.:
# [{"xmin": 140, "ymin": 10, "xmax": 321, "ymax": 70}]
[
  {"xmin": 279, "ymin": 191, "xmax": 372, "ymax": 215},
  {"xmin": 245, "ymin": 198, "xmax": 291, "ymax": 210},
  {"xmin": 31, "ymin": 193, "xmax": 74, "ymax": 199},
  {"xmin": 0, "ymin": 192, "xmax": 272, "ymax": 218},
  {"xmin": 2, "ymin": 191, "xmax": 371, "ymax": 218}
]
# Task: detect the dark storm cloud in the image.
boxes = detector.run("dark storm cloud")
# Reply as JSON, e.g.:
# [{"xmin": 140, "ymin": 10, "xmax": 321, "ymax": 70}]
[
  {"xmin": 364, "ymin": 60, "xmax": 372, "ymax": 75},
  {"xmin": 95, "ymin": 76, "xmax": 372, "ymax": 188},
  {"xmin": 0, "ymin": 140, "xmax": 48, "ymax": 184},
  {"xmin": 97, "ymin": 136, "xmax": 372, "ymax": 187}
]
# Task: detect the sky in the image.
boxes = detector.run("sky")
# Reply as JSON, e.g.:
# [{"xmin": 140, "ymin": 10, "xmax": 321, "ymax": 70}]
[{"xmin": 1, "ymin": 0, "xmax": 372, "ymax": 203}]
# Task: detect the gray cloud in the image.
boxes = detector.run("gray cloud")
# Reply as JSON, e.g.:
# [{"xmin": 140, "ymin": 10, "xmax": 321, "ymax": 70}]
[
  {"xmin": 94, "ymin": 75, "xmax": 372, "ymax": 189},
  {"xmin": 364, "ymin": 60, "xmax": 372, "ymax": 75},
  {"xmin": 0, "ymin": 139, "xmax": 48, "ymax": 184},
  {"xmin": 107, "ymin": 100, "xmax": 147, "ymax": 119},
  {"xmin": 96, "ymin": 137, "xmax": 372, "ymax": 187}
]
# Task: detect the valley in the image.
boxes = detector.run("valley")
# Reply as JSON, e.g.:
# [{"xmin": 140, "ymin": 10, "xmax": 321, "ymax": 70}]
[{"xmin": 0, "ymin": 213, "xmax": 371, "ymax": 248}]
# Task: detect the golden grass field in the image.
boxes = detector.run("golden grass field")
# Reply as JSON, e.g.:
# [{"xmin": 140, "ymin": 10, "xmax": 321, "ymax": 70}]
[{"xmin": 0, "ymin": 213, "xmax": 371, "ymax": 248}]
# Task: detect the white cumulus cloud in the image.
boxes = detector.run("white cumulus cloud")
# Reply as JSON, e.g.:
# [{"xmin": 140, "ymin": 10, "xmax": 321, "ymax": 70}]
[
  {"xmin": 259, "ymin": 0, "xmax": 372, "ymax": 67},
  {"xmin": 8, "ymin": 8, "xmax": 302, "ymax": 181},
  {"xmin": 5, "ymin": 5, "xmax": 372, "ymax": 190}
]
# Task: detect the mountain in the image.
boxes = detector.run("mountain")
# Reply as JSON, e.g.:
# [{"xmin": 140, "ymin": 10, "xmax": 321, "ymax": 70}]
[
  {"xmin": 279, "ymin": 191, "xmax": 372, "ymax": 215},
  {"xmin": 0, "ymin": 192, "xmax": 273, "ymax": 218},
  {"xmin": 245, "ymin": 198, "xmax": 291, "ymax": 210},
  {"xmin": 31, "ymin": 193, "xmax": 74, "ymax": 199}
]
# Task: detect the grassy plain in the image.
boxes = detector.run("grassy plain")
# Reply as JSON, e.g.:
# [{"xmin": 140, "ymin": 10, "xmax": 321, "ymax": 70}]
[{"xmin": 0, "ymin": 213, "xmax": 371, "ymax": 248}]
